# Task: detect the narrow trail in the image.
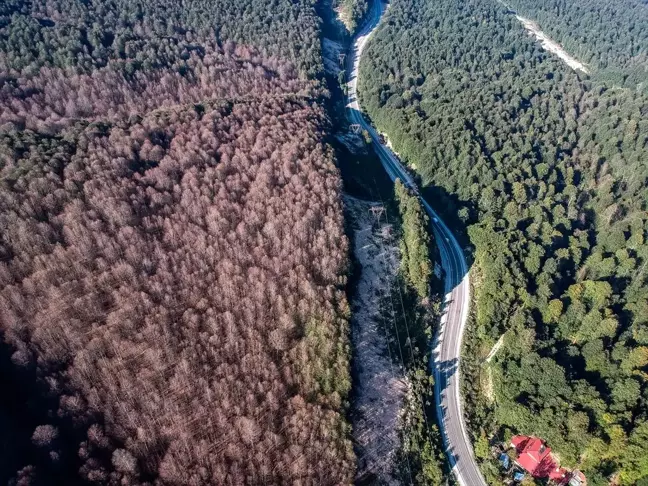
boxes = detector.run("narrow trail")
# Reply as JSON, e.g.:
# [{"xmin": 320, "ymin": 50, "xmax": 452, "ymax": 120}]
[
  {"xmin": 496, "ymin": 0, "xmax": 589, "ymax": 73},
  {"xmin": 486, "ymin": 335, "xmax": 505, "ymax": 363}
]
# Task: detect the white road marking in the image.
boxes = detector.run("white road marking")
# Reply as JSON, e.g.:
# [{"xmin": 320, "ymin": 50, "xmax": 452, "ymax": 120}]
[{"xmin": 345, "ymin": 2, "xmax": 485, "ymax": 485}]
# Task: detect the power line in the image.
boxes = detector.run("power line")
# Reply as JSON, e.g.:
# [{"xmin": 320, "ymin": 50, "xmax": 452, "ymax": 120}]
[
  {"xmin": 371, "ymin": 175, "xmax": 445, "ymax": 482},
  {"xmin": 367, "ymin": 175, "xmax": 419, "ymax": 486}
]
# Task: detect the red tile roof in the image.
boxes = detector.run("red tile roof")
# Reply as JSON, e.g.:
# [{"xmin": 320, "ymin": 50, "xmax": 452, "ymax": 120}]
[
  {"xmin": 512, "ymin": 435, "xmax": 552, "ymax": 476},
  {"xmin": 511, "ymin": 435, "xmax": 529, "ymax": 449},
  {"xmin": 549, "ymin": 466, "xmax": 570, "ymax": 483},
  {"xmin": 510, "ymin": 435, "xmax": 586, "ymax": 485}
]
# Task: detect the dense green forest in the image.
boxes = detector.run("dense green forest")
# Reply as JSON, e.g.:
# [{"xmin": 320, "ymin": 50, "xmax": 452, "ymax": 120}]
[
  {"xmin": 505, "ymin": 0, "xmax": 648, "ymax": 88},
  {"xmin": 0, "ymin": 0, "xmax": 324, "ymax": 77},
  {"xmin": 359, "ymin": 0, "xmax": 648, "ymax": 483}
]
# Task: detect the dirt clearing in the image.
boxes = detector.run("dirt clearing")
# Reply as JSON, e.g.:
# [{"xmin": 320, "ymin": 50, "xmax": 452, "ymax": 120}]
[{"xmin": 346, "ymin": 196, "xmax": 407, "ymax": 485}]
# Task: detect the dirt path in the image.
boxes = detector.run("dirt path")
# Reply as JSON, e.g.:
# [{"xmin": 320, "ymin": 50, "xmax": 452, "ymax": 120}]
[
  {"xmin": 485, "ymin": 334, "xmax": 505, "ymax": 363},
  {"xmin": 345, "ymin": 196, "xmax": 406, "ymax": 485},
  {"xmin": 516, "ymin": 16, "xmax": 589, "ymax": 73},
  {"xmin": 497, "ymin": 0, "xmax": 589, "ymax": 73}
]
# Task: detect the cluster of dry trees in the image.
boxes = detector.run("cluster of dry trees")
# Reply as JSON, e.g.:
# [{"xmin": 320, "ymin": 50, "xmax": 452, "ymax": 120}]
[
  {"xmin": 0, "ymin": 0, "xmax": 354, "ymax": 484},
  {"xmin": 1, "ymin": 93, "xmax": 354, "ymax": 486},
  {"xmin": 0, "ymin": 41, "xmax": 308, "ymax": 134}
]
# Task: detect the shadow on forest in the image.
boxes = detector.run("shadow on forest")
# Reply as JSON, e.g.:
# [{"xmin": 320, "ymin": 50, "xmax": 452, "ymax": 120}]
[
  {"xmin": 332, "ymin": 135, "xmax": 396, "ymax": 203},
  {"xmin": 0, "ymin": 341, "xmax": 84, "ymax": 485},
  {"xmin": 420, "ymin": 184, "xmax": 476, "ymax": 269}
]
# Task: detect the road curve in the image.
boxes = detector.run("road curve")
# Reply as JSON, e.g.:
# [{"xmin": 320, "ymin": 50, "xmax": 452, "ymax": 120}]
[{"xmin": 344, "ymin": 2, "xmax": 487, "ymax": 485}]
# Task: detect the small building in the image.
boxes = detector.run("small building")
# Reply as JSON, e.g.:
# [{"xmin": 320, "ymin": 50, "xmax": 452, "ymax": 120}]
[
  {"xmin": 511, "ymin": 435, "xmax": 553, "ymax": 477},
  {"xmin": 569, "ymin": 470, "xmax": 587, "ymax": 486},
  {"xmin": 510, "ymin": 436, "xmax": 587, "ymax": 485},
  {"xmin": 549, "ymin": 466, "xmax": 570, "ymax": 484}
]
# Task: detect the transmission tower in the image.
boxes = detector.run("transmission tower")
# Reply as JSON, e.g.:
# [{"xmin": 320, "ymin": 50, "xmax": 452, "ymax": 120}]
[{"xmin": 369, "ymin": 205, "xmax": 385, "ymax": 223}]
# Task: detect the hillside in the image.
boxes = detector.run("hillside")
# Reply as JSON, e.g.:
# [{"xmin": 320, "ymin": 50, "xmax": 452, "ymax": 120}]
[
  {"xmin": 504, "ymin": 0, "xmax": 648, "ymax": 88},
  {"xmin": 358, "ymin": 0, "xmax": 648, "ymax": 483},
  {"xmin": 0, "ymin": 0, "xmax": 324, "ymax": 77},
  {"xmin": 0, "ymin": 1, "xmax": 355, "ymax": 485}
]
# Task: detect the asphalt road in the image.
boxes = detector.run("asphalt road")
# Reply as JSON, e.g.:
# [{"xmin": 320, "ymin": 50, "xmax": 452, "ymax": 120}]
[{"xmin": 345, "ymin": 3, "xmax": 487, "ymax": 485}]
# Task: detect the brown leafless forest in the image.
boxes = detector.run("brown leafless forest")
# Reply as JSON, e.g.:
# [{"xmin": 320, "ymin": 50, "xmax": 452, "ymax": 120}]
[
  {"xmin": 0, "ymin": 1, "xmax": 354, "ymax": 485},
  {"xmin": 0, "ymin": 42, "xmax": 309, "ymax": 134}
]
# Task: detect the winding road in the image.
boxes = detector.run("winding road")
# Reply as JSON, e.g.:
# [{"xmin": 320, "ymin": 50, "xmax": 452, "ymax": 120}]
[{"xmin": 345, "ymin": 2, "xmax": 486, "ymax": 485}]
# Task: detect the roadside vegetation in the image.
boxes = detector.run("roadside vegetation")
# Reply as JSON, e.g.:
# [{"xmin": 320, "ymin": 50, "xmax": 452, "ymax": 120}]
[
  {"xmin": 335, "ymin": 0, "xmax": 370, "ymax": 35},
  {"xmin": 359, "ymin": 0, "xmax": 648, "ymax": 483},
  {"xmin": 396, "ymin": 180, "xmax": 434, "ymax": 300},
  {"xmin": 377, "ymin": 180, "xmax": 446, "ymax": 485}
]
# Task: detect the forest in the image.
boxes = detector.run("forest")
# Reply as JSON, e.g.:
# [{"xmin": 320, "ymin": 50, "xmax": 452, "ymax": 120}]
[
  {"xmin": 0, "ymin": 0, "xmax": 325, "ymax": 77},
  {"xmin": 359, "ymin": 0, "xmax": 648, "ymax": 483},
  {"xmin": 392, "ymin": 180, "xmax": 445, "ymax": 485},
  {"xmin": 0, "ymin": 0, "xmax": 355, "ymax": 485},
  {"xmin": 505, "ymin": 0, "xmax": 648, "ymax": 88},
  {"xmin": 337, "ymin": 0, "xmax": 370, "ymax": 34}
]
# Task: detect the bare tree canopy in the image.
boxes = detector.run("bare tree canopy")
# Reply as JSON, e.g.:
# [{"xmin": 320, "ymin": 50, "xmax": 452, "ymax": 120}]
[{"xmin": 0, "ymin": 0, "xmax": 354, "ymax": 484}]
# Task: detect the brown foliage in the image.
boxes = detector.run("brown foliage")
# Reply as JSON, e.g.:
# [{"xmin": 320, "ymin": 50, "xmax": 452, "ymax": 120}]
[
  {"xmin": 0, "ymin": 41, "xmax": 309, "ymax": 134},
  {"xmin": 31, "ymin": 425, "xmax": 59, "ymax": 447},
  {"xmin": 0, "ymin": 12, "xmax": 353, "ymax": 485}
]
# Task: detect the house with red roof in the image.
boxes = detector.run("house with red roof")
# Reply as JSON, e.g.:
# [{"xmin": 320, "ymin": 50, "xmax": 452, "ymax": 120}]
[
  {"xmin": 511, "ymin": 435, "xmax": 553, "ymax": 476},
  {"xmin": 510, "ymin": 435, "xmax": 586, "ymax": 485}
]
